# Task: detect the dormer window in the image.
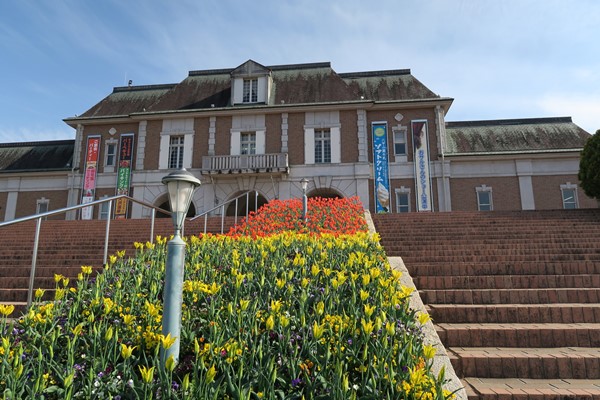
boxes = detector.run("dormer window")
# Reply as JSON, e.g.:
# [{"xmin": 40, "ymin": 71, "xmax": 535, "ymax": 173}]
[
  {"xmin": 231, "ymin": 60, "xmax": 272, "ymax": 105},
  {"xmin": 243, "ymin": 79, "xmax": 258, "ymax": 103}
]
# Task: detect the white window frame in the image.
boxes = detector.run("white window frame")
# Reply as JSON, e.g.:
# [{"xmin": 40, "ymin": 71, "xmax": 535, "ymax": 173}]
[
  {"xmin": 104, "ymin": 139, "xmax": 118, "ymax": 173},
  {"xmin": 158, "ymin": 118, "xmax": 194, "ymax": 170},
  {"xmin": 168, "ymin": 135, "xmax": 185, "ymax": 169},
  {"xmin": 560, "ymin": 182, "xmax": 579, "ymax": 209},
  {"xmin": 240, "ymin": 132, "xmax": 257, "ymax": 155},
  {"xmin": 314, "ymin": 128, "xmax": 332, "ymax": 164},
  {"xmin": 476, "ymin": 185, "xmax": 493, "ymax": 211},
  {"xmin": 36, "ymin": 197, "xmax": 49, "ymax": 218},
  {"xmin": 99, "ymin": 195, "xmax": 111, "ymax": 220},
  {"xmin": 392, "ymin": 126, "xmax": 408, "ymax": 162},
  {"xmin": 395, "ymin": 187, "xmax": 411, "ymax": 213},
  {"xmin": 243, "ymin": 78, "xmax": 258, "ymax": 103}
]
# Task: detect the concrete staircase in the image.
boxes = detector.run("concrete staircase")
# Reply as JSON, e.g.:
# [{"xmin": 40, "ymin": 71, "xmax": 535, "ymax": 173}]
[
  {"xmin": 0, "ymin": 217, "xmax": 237, "ymax": 314},
  {"xmin": 373, "ymin": 209, "xmax": 600, "ymax": 399}
]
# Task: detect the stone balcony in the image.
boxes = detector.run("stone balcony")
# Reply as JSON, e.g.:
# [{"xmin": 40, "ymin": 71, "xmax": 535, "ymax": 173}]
[{"xmin": 201, "ymin": 153, "xmax": 289, "ymax": 176}]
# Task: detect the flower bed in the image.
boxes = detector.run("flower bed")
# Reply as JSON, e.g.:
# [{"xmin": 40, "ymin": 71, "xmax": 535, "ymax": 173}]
[{"xmin": 0, "ymin": 198, "xmax": 453, "ymax": 399}]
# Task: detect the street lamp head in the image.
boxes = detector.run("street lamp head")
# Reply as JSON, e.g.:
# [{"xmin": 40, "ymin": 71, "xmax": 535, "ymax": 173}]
[
  {"xmin": 300, "ymin": 178, "xmax": 309, "ymax": 194},
  {"xmin": 162, "ymin": 169, "xmax": 201, "ymax": 234}
]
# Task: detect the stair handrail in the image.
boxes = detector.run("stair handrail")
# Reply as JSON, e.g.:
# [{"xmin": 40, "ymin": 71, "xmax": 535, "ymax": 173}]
[
  {"xmin": 190, "ymin": 190, "xmax": 259, "ymax": 234},
  {"xmin": 0, "ymin": 195, "xmax": 170, "ymax": 307}
]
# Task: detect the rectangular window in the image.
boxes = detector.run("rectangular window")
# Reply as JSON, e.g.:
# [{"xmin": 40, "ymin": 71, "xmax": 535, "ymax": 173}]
[
  {"xmin": 240, "ymin": 132, "xmax": 256, "ymax": 155},
  {"xmin": 243, "ymin": 78, "xmax": 258, "ymax": 103},
  {"xmin": 393, "ymin": 130, "xmax": 407, "ymax": 155},
  {"xmin": 477, "ymin": 190, "xmax": 493, "ymax": 211},
  {"xmin": 314, "ymin": 129, "xmax": 331, "ymax": 164},
  {"xmin": 561, "ymin": 187, "xmax": 578, "ymax": 209},
  {"xmin": 105, "ymin": 143, "xmax": 117, "ymax": 167},
  {"xmin": 36, "ymin": 198, "xmax": 49, "ymax": 214},
  {"xmin": 99, "ymin": 197, "xmax": 111, "ymax": 220},
  {"xmin": 168, "ymin": 136, "xmax": 184, "ymax": 169},
  {"xmin": 395, "ymin": 190, "xmax": 410, "ymax": 213}
]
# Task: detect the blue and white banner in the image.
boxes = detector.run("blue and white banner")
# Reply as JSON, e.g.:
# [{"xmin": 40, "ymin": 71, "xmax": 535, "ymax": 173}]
[
  {"xmin": 412, "ymin": 120, "xmax": 433, "ymax": 212},
  {"xmin": 372, "ymin": 122, "xmax": 391, "ymax": 213}
]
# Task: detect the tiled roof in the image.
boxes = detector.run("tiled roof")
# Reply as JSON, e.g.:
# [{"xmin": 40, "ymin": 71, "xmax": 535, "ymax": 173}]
[
  {"xmin": 71, "ymin": 61, "xmax": 440, "ymax": 120},
  {"xmin": 445, "ymin": 117, "xmax": 590, "ymax": 155},
  {"xmin": 0, "ymin": 140, "xmax": 74, "ymax": 172}
]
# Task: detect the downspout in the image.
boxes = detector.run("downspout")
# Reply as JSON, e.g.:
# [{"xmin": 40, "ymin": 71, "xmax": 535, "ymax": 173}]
[{"xmin": 436, "ymin": 106, "xmax": 449, "ymax": 211}]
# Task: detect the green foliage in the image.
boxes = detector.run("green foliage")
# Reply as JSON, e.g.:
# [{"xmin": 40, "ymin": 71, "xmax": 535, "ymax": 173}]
[{"xmin": 579, "ymin": 130, "xmax": 600, "ymax": 199}]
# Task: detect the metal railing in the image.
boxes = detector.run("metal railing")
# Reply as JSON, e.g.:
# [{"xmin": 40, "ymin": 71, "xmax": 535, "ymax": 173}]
[
  {"xmin": 191, "ymin": 190, "xmax": 259, "ymax": 234},
  {"xmin": 201, "ymin": 153, "xmax": 288, "ymax": 174},
  {"xmin": 0, "ymin": 195, "xmax": 170, "ymax": 307}
]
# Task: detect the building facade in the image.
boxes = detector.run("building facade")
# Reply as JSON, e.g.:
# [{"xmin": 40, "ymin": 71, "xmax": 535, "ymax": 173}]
[{"xmin": 0, "ymin": 60, "xmax": 596, "ymax": 221}]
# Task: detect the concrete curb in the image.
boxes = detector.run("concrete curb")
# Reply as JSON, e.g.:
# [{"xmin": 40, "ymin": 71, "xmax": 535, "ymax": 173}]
[{"xmin": 364, "ymin": 210, "xmax": 467, "ymax": 400}]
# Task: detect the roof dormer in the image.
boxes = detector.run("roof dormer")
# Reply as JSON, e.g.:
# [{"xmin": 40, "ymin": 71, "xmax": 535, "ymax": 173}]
[{"xmin": 231, "ymin": 60, "xmax": 272, "ymax": 105}]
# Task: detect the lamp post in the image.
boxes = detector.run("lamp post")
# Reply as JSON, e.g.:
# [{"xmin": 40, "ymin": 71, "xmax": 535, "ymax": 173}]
[
  {"xmin": 301, "ymin": 178, "xmax": 309, "ymax": 224},
  {"xmin": 161, "ymin": 169, "xmax": 201, "ymax": 364}
]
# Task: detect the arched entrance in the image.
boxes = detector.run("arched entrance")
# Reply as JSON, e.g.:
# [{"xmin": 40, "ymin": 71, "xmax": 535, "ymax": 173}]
[
  {"xmin": 226, "ymin": 192, "xmax": 268, "ymax": 216},
  {"xmin": 156, "ymin": 198, "xmax": 197, "ymax": 218},
  {"xmin": 307, "ymin": 188, "xmax": 343, "ymax": 199}
]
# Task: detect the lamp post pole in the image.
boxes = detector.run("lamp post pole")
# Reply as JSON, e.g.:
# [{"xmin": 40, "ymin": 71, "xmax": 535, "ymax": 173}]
[
  {"xmin": 301, "ymin": 178, "xmax": 309, "ymax": 224},
  {"xmin": 161, "ymin": 169, "xmax": 201, "ymax": 364}
]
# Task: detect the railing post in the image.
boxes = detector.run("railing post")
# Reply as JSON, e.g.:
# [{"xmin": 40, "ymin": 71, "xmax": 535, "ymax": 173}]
[
  {"xmin": 204, "ymin": 214, "xmax": 208, "ymax": 234},
  {"xmin": 150, "ymin": 208, "xmax": 156, "ymax": 244},
  {"xmin": 234, "ymin": 198, "xmax": 238, "ymax": 227},
  {"xmin": 103, "ymin": 199, "xmax": 113, "ymax": 265},
  {"xmin": 221, "ymin": 204, "xmax": 225, "ymax": 234},
  {"xmin": 27, "ymin": 217, "xmax": 43, "ymax": 308},
  {"xmin": 255, "ymin": 190, "xmax": 259, "ymax": 213},
  {"xmin": 246, "ymin": 192, "xmax": 249, "ymax": 217}
]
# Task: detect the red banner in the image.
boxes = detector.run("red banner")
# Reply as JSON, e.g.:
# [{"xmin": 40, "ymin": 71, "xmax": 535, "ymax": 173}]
[{"xmin": 81, "ymin": 136, "xmax": 101, "ymax": 219}]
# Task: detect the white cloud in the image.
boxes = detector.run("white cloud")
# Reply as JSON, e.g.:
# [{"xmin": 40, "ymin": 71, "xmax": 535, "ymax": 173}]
[{"xmin": 538, "ymin": 94, "xmax": 600, "ymax": 134}]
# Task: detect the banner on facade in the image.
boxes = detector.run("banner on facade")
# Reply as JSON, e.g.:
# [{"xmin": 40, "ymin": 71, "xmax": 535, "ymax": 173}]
[
  {"xmin": 412, "ymin": 120, "xmax": 433, "ymax": 212},
  {"xmin": 81, "ymin": 136, "xmax": 101, "ymax": 220},
  {"xmin": 372, "ymin": 122, "xmax": 391, "ymax": 213},
  {"xmin": 114, "ymin": 134, "xmax": 135, "ymax": 219}
]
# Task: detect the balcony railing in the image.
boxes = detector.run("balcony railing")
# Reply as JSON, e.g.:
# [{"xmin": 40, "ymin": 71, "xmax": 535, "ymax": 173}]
[{"xmin": 201, "ymin": 153, "xmax": 289, "ymax": 175}]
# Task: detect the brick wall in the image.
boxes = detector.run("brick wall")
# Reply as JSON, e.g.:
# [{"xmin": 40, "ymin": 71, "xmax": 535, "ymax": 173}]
[
  {"xmin": 15, "ymin": 190, "xmax": 70, "ymax": 220},
  {"xmin": 532, "ymin": 174, "xmax": 598, "ymax": 209},
  {"xmin": 143, "ymin": 120, "xmax": 162, "ymax": 170},
  {"xmin": 287, "ymin": 112, "xmax": 305, "ymax": 165},
  {"xmin": 450, "ymin": 176, "xmax": 521, "ymax": 211},
  {"xmin": 215, "ymin": 116, "xmax": 232, "ymax": 156},
  {"xmin": 79, "ymin": 123, "xmax": 139, "ymax": 170},
  {"xmin": 340, "ymin": 110, "xmax": 359, "ymax": 163},
  {"xmin": 193, "ymin": 117, "xmax": 210, "ymax": 167},
  {"xmin": 366, "ymin": 108, "xmax": 438, "ymax": 163},
  {"xmin": 265, "ymin": 114, "xmax": 282, "ymax": 154}
]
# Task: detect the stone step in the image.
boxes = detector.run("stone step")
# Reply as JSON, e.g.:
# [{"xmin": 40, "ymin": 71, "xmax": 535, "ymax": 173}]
[
  {"xmin": 420, "ymin": 288, "xmax": 600, "ymax": 304},
  {"xmin": 407, "ymin": 262, "xmax": 600, "ymax": 276},
  {"xmin": 427, "ymin": 304, "xmax": 600, "ymax": 324},
  {"xmin": 462, "ymin": 377, "xmax": 600, "ymax": 400},
  {"xmin": 437, "ymin": 323, "xmax": 600, "ymax": 348},
  {"xmin": 415, "ymin": 274, "xmax": 600, "ymax": 290},
  {"xmin": 449, "ymin": 347, "xmax": 600, "ymax": 379}
]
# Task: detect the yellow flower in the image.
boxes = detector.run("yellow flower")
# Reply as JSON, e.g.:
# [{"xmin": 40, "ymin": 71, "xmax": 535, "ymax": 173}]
[
  {"xmin": 122, "ymin": 314, "xmax": 135, "ymax": 326},
  {"xmin": 279, "ymin": 314, "xmax": 290, "ymax": 328},
  {"xmin": 54, "ymin": 274, "xmax": 65, "ymax": 283},
  {"xmin": 311, "ymin": 264, "xmax": 320, "ymax": 276},
  {"xmin": 239, "ymin": 299, "xmax": 250, "ymax": 311},
  {"xmin": 315, "ymin": 301, "xmax": 325, "ymax": 316},
  {"xmin": 359, "ymin": 289, "xmax": 369, "ymax": 301},
  {"xmin": 312, "ymin": 321, "xmax": 325, "ymax": 340},
  {"xmin": 71, "ymin": 324, "xmax": 83, "ymax": 336},
  {"xmin": 0, "ymin": 304, "xmax": 15, "ymax": 317},
  {"xmin": 80, "ymin": 265, "xmax": 93, "ymax": 275},
  {"xmin": 385, "ymin": 321, "xmax": 395, "ymax": 336},
  {"xmin": 139, "ymin": 365, "xmax": 155, "ymax": 384},
  {"xmin": 35, "ymin": 288, "xmax": 45, "ymax": 299},
  {"xmin": 361, "ymin": 318, "xmax": 374, "ymax": 335},
  {"xmin": 361, "ymin": 274, "xmax": 370, "ymax": 285},
  {"xmin": 265, "ymin": 315, "xmax": 275, "ymax": 331},
  {"xmin": 205, "ymin": 364, "xmax": 217, "ymax": 384},
  {"xmin": 160, "ymin": 333, "xmax": 176, "ymax": 349},
  {"xmin": 270, "ymin": 299, "xmax": 282, "ymax": 313},
  {"xmin": 364, "ymin": 304, "xmax": 375, "ymax": 318},
  {"xmin": 423, "ymin": 344, "xmax": 437, "ymax": 359},
  {"xmin": 104, "ymin": 326, "xmax": 114, "ymax": 341},
  {"xmin": 275, "ymin": 278, "xmax": 286, "ymax": 289},
  {"xmin": 417, "ymin": 312, "xmax": 432, "ymax": 325},
  {"xmin": 165, "ymin": 355, "xmax": 177, "ymax": 372},
  {"xmin": 120, "ymin": 344, "xmax": 136, "ymax": 359}
]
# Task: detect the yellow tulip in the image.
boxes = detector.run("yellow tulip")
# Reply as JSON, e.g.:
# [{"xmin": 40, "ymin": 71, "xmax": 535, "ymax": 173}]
[{"xmin": 139, "ymin": 365, "xmax": 155, "ymax": 384}]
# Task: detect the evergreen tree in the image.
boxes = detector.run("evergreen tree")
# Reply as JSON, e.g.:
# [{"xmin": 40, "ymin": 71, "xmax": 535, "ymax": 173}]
[{"xmin": 579, "ymin": 130, "xmax": 600, "ymax": 199}]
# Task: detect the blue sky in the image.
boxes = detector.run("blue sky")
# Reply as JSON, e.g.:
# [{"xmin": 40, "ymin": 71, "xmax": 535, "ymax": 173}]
[{"xmin": 1, "ymin": 0, "xmax": 599, "ymax": 143}]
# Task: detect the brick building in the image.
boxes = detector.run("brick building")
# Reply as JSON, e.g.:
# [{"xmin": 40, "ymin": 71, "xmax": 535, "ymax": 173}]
[{"xmin": 0, "ymin": 60, "xmax": 596, "ymax": 221}]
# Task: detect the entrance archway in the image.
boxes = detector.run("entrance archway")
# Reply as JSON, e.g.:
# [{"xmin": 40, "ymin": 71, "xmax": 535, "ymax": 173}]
[
  {"xmin": 307, "ymin": 188, "xmax": 343, "ymax": 199},
  {"xmin": 156, "ymin": 199, "xmax": 197, "ymax": 218},
  {"xmin": 226, "ymin": 192, "xmax": 268, "ymax": 216}
]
